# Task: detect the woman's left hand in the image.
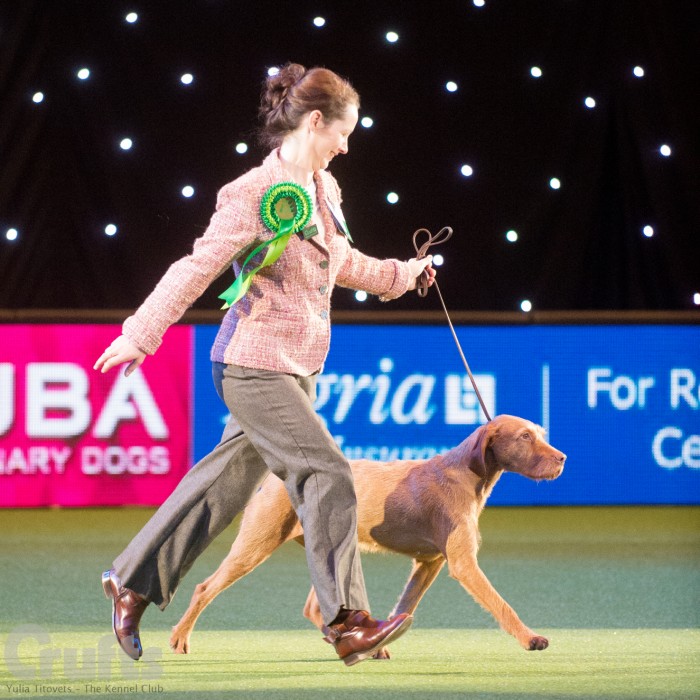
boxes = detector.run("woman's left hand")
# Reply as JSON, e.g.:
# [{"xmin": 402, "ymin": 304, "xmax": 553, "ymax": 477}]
[{"xmin": 407, "ymin": 256, "xmax": 436, "ymax": 290}]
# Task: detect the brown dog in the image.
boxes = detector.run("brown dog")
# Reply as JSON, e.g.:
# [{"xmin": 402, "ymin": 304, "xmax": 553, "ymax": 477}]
[{"xmin": 169, "ymin": 414, "xmax": 566, "ymax": 656}]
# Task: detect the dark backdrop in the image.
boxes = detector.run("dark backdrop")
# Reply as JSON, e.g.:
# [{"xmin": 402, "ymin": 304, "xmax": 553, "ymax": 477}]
[{"xmin": 1, "ymin": 0, "xmax": 698, "ymax": 312}]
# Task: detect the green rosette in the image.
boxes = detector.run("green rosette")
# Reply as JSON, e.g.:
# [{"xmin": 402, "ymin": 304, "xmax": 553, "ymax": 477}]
[
  {"xmin": 218, "ymin": 182, "xmax": 314, "ymax": 309},
  {"xmin": 260, "ymin": 181, "xmax": 313, "ymax": 235}
]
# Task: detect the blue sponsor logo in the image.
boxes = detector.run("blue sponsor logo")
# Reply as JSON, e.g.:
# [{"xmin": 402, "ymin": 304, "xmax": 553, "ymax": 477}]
[{"xmin": 194, "ymin": 324, "xmax": 699, "ymax": 505}]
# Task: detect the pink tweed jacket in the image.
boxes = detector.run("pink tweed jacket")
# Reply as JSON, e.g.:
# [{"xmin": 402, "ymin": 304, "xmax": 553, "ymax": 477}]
[{"xmin": 123, "ymin": 149, "xmax": 412, "ymax": 376}]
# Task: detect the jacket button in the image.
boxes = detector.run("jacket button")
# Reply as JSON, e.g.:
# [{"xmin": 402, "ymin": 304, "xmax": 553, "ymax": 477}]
[
  {"xmin": 319, "ymin": 284, "xmax": 328, "ymax": 294},
  {"xmin": 320, "ymin": 310, "xmax": 328, "ymax": 320},
  {"xmin": 319, "ymin": 260, "xmax": 329, "ymax": 269}
]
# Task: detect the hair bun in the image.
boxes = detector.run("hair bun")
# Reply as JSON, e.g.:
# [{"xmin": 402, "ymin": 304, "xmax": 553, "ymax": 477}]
[
  {"xmin": 278, "ymin": 62, "xmax": 307, "ymax": 87},
  {"xmin": 264, "ymin": 62, "xmax": 307, "ymax": 109}
]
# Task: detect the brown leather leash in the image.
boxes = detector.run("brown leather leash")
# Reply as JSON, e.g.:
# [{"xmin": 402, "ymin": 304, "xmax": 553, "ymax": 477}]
[{"xmin": 413, "ymin": 227, "xmax": 493, "ymax": 423}]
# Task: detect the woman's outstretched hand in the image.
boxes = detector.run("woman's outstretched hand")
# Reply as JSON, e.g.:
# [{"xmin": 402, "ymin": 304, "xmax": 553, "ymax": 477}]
[
  {"xmin": 93, "ymin": 335, "xmax": 146, "ymax": 376},
  {"xmin": 407, "ymin": 255, "xmax": 436, "ymax": 291}
]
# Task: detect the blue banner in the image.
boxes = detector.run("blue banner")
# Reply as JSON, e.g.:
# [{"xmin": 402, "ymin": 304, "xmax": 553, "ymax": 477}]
[{"xmin": 194, "ymin": 324, "xmax": 700, "ymax": 505}]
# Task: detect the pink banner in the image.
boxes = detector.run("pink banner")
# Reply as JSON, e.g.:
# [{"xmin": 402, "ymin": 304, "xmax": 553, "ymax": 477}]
[{"xmin": 0, "ymin": 325, "xmax": 192, "ymax": 507}]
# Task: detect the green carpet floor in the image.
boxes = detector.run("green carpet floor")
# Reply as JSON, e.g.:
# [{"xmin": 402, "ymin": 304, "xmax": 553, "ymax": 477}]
[{"xmin": 1, "ymin": 506, "xmax": 698, "ymax": 699}]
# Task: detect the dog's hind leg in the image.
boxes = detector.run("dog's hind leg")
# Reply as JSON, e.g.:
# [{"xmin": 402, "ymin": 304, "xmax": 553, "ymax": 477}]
[
  {"xmin": 169, "ymin": 480, "xmax": 301, "ymax": 654},
  {"xmin": 297, "ymin": 532, "xmax": 326, "ymax": 633},
  {"xmin": 302, "ymin": 584, "xmax": 324, "ymax": 631}
]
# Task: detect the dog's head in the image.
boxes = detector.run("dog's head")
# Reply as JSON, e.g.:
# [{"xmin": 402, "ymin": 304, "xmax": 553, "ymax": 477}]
[{"xmin": 468, "ymin": 414, "xmax": 566, "ymax": 482}]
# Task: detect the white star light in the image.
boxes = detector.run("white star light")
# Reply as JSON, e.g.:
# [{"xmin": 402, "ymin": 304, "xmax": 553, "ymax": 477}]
[
  {"xmin": 694, "ymin": 293, "xmax": 700, "ymax": 306},
  {"xmin": 16, "ymin": 15, "xmax": 680, "ymax": 315}
]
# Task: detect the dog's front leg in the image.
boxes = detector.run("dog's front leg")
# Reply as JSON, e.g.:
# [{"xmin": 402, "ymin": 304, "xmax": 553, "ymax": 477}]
[
  {"xmin": 390, "ymin": 557, "xmax": 446, "ymax": 619},
  {"xmin": 445, "ymin": 526, "xmax": 549, "ymax": 651},
  {"xmin": 362, "ymin": 557, "xmax": 446, "ymax": 661}
]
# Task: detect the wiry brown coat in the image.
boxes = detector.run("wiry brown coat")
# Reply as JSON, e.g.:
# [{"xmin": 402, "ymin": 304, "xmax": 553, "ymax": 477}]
[{"xmin": 170, "ymin": 415, "xmax": 566, "ymax": 656}]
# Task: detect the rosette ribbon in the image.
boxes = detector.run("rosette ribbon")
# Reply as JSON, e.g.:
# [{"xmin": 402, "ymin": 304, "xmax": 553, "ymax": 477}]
[{"xmin": 218, "ymin": 181, "xmax": 313, "ymax": 309}]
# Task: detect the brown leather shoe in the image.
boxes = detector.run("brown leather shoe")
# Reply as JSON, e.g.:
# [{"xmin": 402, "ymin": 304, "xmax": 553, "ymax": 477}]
[
  {"xmin": 323, "ymin": 610, "xmax": 413, "ymax": 666},
  {"xmin": 102, "ymin": 569, "xmax": 149, "ymax": 661}
]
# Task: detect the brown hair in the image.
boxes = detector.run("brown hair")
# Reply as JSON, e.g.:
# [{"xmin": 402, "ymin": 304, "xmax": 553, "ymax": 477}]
[{"xmin": 258, "ymin": 63, "xmax": 360, "ymax": 148}]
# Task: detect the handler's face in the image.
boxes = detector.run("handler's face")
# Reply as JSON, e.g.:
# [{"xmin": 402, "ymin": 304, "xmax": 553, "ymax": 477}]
[{"xmin": 309, "ymin": 104, "xmax": 358, "ymax": 170}]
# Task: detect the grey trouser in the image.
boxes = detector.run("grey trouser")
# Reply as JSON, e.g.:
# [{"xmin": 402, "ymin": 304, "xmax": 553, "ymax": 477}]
[{"xmin": 113, "ymin": 363, "xmax": 369, "ymax": 625}]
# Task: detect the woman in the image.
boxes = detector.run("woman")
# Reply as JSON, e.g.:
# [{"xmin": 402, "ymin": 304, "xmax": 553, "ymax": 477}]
[{"xmin": 95, "ymin": 62, "xmax": 435, "ymax": 667}]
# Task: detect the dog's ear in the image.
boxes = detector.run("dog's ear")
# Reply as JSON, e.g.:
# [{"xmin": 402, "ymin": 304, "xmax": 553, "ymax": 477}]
[{"xmin": 467, "ymin": 422, "xmax": 494, "ymax": 479}]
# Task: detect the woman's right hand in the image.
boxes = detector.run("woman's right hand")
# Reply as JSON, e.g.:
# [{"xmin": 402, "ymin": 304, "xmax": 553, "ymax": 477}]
[{"xmin": 93, "ymin": 335, "xmax": 146, "ymax": 376}]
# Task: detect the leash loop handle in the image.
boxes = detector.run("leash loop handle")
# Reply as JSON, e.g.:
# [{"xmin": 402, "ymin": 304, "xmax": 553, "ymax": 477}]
[
  {"xmin": 413, "ymin": 226, "xmax": 453, "ymax": 297},
  {"xmin": 411, "ymin": 226, "xmax": 492, "ymax": 423}
]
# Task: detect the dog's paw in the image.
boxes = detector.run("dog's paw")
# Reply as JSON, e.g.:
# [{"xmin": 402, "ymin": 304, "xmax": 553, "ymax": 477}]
[
  {"xmin": 169, "ymin": 627, "xmax": 191, "ymax": 654},
  {"xmin": 527, "ymin": 635, "xmax": 549, "ymax": 651},
  {"xmin": 372, "ymin": 647, "xmax": 391, "ymax": 660}
]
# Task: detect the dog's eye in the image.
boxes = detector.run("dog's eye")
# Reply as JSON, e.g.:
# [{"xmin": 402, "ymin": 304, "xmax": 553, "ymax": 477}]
[{"xmin": 521, "ymin": 432, "xmax": 531, "ymax": 441}]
